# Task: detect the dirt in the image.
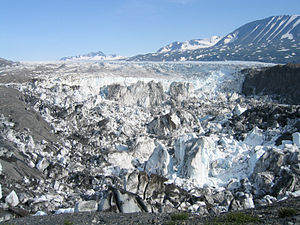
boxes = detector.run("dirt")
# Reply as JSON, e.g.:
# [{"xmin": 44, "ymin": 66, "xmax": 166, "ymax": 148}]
[{"xmin": 2, "ymin": 196, "xmax": 299, "ymax": 225}]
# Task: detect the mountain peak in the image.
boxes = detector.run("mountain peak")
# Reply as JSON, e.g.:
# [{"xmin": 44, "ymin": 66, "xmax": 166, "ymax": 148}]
[
  {"xmin": 217, "ymin": 15, "xmax": 300, "ymax": 46},
  {"xmin": 157, "ymin": 36, "xmax": 222, "ymax": 53}
]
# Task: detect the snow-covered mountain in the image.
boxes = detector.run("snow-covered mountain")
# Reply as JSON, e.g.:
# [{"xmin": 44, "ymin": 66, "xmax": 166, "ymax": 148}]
[
  {"xmin": 129, "ymin": 15, "xmax": 300, "ymax": 63},
  {"xmin": 60, "ymin": 51, "xmax": 125, "ymax": 61},
  {"xmin": 157, "ymin": 36, "xmax": 221, "ymax": 53}
]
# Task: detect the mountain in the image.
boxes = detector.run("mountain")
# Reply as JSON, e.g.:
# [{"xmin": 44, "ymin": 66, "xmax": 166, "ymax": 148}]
[
  {"xmin": 157, "ymin": 36, "xmax": 221, "ymax": 53},
  {"xmin": 0, "ymin": 57, "xmax": 17, "ymax": 67},
  {"xmin": 60, "ymin": 51, "xmax": 125, "ymax": 61},
  {"xmin": 128, "ymin": 15, "xmax": 300, "ymax": 63}
]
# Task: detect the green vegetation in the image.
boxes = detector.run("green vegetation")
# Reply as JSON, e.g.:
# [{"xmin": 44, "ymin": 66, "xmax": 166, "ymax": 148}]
[
  {"xmin": 63, "ymin": 220, "xmax": 73, "ymax": 225},
  {"xmin": 170, "ymin": 212, "xmax": 189, "ymax": 221},
  {"xmin": 278, "ymin": 207, "xmax": 297, "ymax": 218},
  {"xmin": 211, "ymin": 212, "xmax": 259, "ymax": 224}
]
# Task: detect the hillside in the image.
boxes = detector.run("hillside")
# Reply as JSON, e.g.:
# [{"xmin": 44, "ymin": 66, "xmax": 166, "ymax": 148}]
[{"xmin": 128, "ymin": 15, "xmax": 300, "ymax": 63}]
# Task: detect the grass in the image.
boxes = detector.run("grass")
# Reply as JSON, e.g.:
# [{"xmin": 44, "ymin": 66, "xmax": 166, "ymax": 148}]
[
  {"xmin": 64, "ymin": 220, "xmax": 73, "ymax": 225},
  {"xmin": 278, "ymin": 207, "xmax": 297, "ymax": 218},
  {"xmin": 211, "ymin": 212, "xmax": 260, "ymax": 224},
  {"xmin": 170, "ymin": 212, "xmax": 189, "ymax": 221}
]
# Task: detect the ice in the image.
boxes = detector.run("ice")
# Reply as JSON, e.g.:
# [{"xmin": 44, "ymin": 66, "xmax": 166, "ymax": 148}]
[
  {"xmin": 244, "ymin": 127, "xmax": 264, "ymax": 146},
  {"xmin": 55, "ymin": 208, "xmax": 74, "ymax": 214},
  {"xmin": 7, "ymin": 60, "xmax": 278, "ymax": 193},
  {"xmin": 292, "ymin": 132, "xmax": 300, "ymax": 147}
]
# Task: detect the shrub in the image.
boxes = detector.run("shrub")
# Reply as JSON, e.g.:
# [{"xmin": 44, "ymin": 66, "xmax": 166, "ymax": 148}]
[
  {"xmin": 170, "ymin": 212, "xmax": 189, "ymax": 221},
  {"xmin": 64, "ymin": 220, "xmax": 73, "ymax": 225},
  {"xmin": 211, "ymin": 212, "xmax": 259, "ymax": 224}
]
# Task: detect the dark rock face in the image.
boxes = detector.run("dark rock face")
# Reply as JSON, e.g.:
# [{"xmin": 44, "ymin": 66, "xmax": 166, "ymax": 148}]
[
  {"xmin": 227, "ymin": 103, "xmax": 300, "ymax": 142},
  {"xmin": 242, "ymin": 64, "xmax": 300, "ymax": 105}
]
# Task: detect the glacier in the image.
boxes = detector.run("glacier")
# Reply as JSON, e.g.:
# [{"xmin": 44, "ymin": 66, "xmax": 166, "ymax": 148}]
[{"xmin": 0, "ymin": 60, "xmax": 299, "ymax": 217}]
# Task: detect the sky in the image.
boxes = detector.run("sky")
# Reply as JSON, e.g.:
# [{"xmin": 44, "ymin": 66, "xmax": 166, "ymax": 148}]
[{"xmin": 0, "ymin": 0, "xmax": 299, "ymax": 61}]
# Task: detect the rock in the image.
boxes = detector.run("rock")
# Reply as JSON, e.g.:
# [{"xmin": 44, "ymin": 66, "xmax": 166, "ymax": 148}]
[
  {"xmin": 253, "ymin": 172, "xmax": 274, "ymax": 196},
  {"xmin": 5, "ymin": 191, "xmax": 19, "ymax": 207},
  {"xmin": 147, "ymin": 109, "xmax": 199, "ymax": 137},
  {"xmin": 242, "ymin": 64, "xmax": 300, "ymax": 105},
  {"xmin": 0, "ymin": 211, "xmax": 13, "ymax": 223},
  {"xmin": 255, "ymin": 195, "xmax": 277, "ymax": 206},
  {"xmin": 36, "ymin": 158, "xmax": 50, "ymax": 172},
  {"xmin": 252, "ymin": 148, "xmax": 284, "ymax": 175},
  {"xmin": 293, "ymin": 132, "xmax": 300, "ymax": 147},
  {"xmin": 229, "ymin": 192, "xmax": 254, "ymax": 211},
  {"xmin": 114, "ymin": 188, "xmax": 147, "ymax": 213},
  {"xmin": 74, "ymin": 200, "xmax": 98, "ymax": 213},
  {"xmin": 271, "ymin": 168, "xmax": 297, "ymax": 197},
  {"xmin": 8, "ymin": 207, "xmax": 30, "ymax": 217},
  {"xmin": 99, "ymin": 187, "xmax": 148, "ymax": 213}
]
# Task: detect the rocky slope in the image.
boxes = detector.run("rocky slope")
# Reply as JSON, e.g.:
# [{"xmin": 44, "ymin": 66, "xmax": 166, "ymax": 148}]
[
  {"xmin": 242, "ymin": 63, "xmax": 300, "ymax": 105},
  {"xmin": 129, "ymin": 15, "xmax": 300, "ymax": 63},
  {"xmin": 0, "ymin": 61, "xmax": 299, "ymax": 224}
]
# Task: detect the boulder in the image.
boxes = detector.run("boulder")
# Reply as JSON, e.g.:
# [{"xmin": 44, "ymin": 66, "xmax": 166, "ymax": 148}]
[
  {"xmin": 74, "ymin": 200, "xmax": 98, "ymax": 213},
  {"xmin": 99, "ymin": 187, "xmax": 148, "ymax": 213},
  {"xmin": 5, "ymin": 191, "xmax": 19, "ymax": 207},
  {"xmin": 229, "ymin": 192, "xmax": 254, "ymax": 211}
]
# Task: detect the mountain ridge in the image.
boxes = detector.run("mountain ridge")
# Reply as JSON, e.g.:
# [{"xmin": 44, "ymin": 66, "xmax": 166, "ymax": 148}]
[
  {"xmin": 157, "ymin": 36, "xmax": 222, "ymax": 53},
  {"xmin": 128, "ymin": 15, "xmax": 300, "ymax": 63},
  {"xmin": 60, "ymin": 51, "xmax": 125, "ymax": 61}
]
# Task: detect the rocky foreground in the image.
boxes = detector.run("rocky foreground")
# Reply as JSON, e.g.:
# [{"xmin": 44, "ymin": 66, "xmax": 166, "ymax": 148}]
[
  {"xmin": 0, "ymin": 61, "xmax": 299, "ymax": 224},
  {"xmin": 2, "ymin": 196, "xmax": 300, "ymax": 224}
]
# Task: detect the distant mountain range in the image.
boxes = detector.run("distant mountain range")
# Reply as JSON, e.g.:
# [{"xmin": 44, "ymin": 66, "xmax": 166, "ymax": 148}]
[
  {"xmin": 59, "ymin": 15, "xmax": 300, "ymax": 64},
  {"xmin": 60, "ymin": 51, "xmax": 125, "ymax": 61},
  {"xmin": 128, "ymin": 15, "xmax": 300, "ymax": 63}
]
